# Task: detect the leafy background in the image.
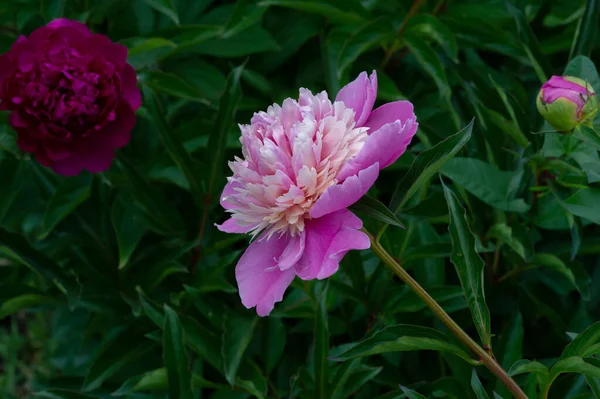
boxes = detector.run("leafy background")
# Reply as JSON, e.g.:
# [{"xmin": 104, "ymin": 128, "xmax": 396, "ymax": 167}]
[{"xmin": 1, "ymin": 0, "xmax": 600, "ymax": 398}]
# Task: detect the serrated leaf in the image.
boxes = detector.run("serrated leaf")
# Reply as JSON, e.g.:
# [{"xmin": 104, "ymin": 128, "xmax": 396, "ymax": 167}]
[
  {"xmin": 163, "ymin": 306, "xmax": 193, "ymax": 399},
  {"xmin": 442, "ymin": 181, "xmax": 492, "ymax": 348},
  {"xmin": 390, "ymin": 120, "xmax": 473, "ymax": 212}
]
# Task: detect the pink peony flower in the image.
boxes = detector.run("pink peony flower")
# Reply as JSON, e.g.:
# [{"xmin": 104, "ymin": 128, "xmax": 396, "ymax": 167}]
[
  {"xmin": 0, "ymin": 19, "xmax": 141, "ymax": 175},
  {"xmin": 218, "ymin": 71, "xmax": 418, "ymax": 316}
]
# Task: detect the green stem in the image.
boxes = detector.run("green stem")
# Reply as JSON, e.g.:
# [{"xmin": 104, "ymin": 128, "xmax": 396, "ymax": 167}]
[{"xmin": 365, "ymin": 229, "xmax": 528, "ymax": 399}]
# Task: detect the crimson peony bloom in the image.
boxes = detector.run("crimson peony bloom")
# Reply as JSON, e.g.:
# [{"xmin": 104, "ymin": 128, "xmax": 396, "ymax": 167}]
[
  {"xmin": 218, "ymin": 71, "xmax": 418, "ymax": 316},
  {"xmin": 0, "ymin": 19, "xmax": 141, "ymax": 175}
]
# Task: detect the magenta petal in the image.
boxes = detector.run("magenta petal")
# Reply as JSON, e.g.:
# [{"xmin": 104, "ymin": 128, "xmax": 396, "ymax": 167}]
[
  {"xmin": 236, "ymin": 233, "xmax": 297, "ymax": 316},
  {"xmin": 121, "ymin": 64, "xmax": 142, "ymax": 111},
  {"xmin": 278, "ymin": 232, "xmax": 305, "ymax": 270},
  {"xmin": 364, "ymin": 101, "xmax": 415, "ymax": 135},
  {"xmin": 216, "ymin": 217, "xmax": 254, "ymax": 234},
  {"xmin": 335, "ymin": 71, "xmax": 377, "ymax": 127},
  {"xmin": 295, "ymin": 210, "xmax": 370, "ymax": 280},
  {"xmin": 337, "ymin": 119, "xmax": 418, "ymax": 181},
  {"xmin": 309, "ymin": 163, "xmax": 379, "ymax": 219},
  {"xmin": 81, "ymin": 145, "xmax": 114, "ymax": 173},
  {"xmin": 52, "ymin": 154, "xmax": 85, "ymax": 176}
]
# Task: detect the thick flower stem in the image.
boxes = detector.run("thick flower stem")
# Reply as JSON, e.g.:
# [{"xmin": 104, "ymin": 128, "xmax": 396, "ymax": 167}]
[{"xmin": 365, "ymin": 230, "xmax": 528, "ymax": 399}]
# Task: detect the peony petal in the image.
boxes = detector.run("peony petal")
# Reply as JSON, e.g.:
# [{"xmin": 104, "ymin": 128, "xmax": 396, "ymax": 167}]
[
  {"xmin": 335, "ymin": 71, "xmax": 377, "ymax": 127},
  {"xmin": 81, "ymin": 145, "xmax": 114, "ymax": 173},
  {"xmin": 364, "ymin": 101, "xmax": 415, "ymax": 135},
  {"xmin": 121, "ymin": 64, "xmax": 142, "ymax": 111},
  {"xmin": 278, "ymin": 232, "xmax": 305, "ymax": 270},
  {"xmin": 100, "ymin": 101, "xmax": 136, "ymax": 149},
  {"xmin": 221, "ymin": 180, "xmax": 244, "ymax": 210},
  {"xmin": 337, "ymin": 119, "xmax": 418, "ymax": 181},
  {"xmin": 51, "ymin": 154, "xmax": 85, "ymax": 176},
  {"xmin": 216, "ymin": 217, "xmax": 255, "ymax": 234},
  {"xmin": 47, "ymin": 18, "xmax": 90, "ymax": 36},
  {"xmin": 236, "ymin": 233, "xmax": 297, "ymax": 316},
  {"xmin": 295, "ymin": 210, "xmax": 369, "ymax": 280},
  {"xmin": 309, "ymin": 163, "xmax": 379, "ymax": 219}
]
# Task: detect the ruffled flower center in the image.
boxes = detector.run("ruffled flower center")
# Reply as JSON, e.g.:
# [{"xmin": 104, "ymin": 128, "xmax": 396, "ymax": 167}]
[
  {"xmin": 224, "ymin": 89, "xmax": 368, "ymax": 237},
  {"xmin": 8, "ymin": 45, "xmax": 118, "ymax": 139}
]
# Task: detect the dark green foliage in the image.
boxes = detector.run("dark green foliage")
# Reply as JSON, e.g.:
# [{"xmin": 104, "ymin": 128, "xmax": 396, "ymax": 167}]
[{"xmin": 2, "ymin": 0, "xmax": 600, "ymax": 398}]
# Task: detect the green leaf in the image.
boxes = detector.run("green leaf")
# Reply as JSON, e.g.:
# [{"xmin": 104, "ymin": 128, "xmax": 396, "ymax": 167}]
[
  {"xmin": 111, "ymin": 195, "xmax": 148, "ymax": 269},
  {"xmin": 222, "ymin": 0, "xmax": 267, "ymax": 38},
  {"xmin": 545, "ymin": 357, "xmax": 600, "ymax": 396},
  {"xmin": 442, "ymin": 181, "xmax": 492, "ymax": 348},
  {"xmin": 573, "ymin": 125, "xmax": 600, "ymax": 151},
  {"xmin": 407, "ymin": 14, "xmax": 459, "ymax": 62},
  {"xmin": 141, "ymin": 87, "xmax": 204, "ymax": 208},
  {"xmin": 505, "ymin": 1, "xmax": 551, "ymax": 82},
  {"xmin": 221, "ymin": 315, "xmax": 258, "ymax": 385},
  {"xmin": 142, "ymin": 0, "xmax": 179, "ymax": 24},
  {"xmin": 83, "ymin": 332, "xmax": 156, "ymax": 391},
  {"xmin": 495, "ymin": 313, "xmax": 524, "ymax": 397},
  {"xmin": 126, "ymin": 38, "xmax": 177, "ymax": 70},
  {"xmin": 528, "ymin": 253, "xmax": 581, "ymax": 294},
  {"xmin": 569, "ymin": 0, "xmax": 600, "ymax": 59},
  {"xmin": 175, "ymin": 26, "xmax": 279, "ymax": 57},
  {"xmin": 34, "ymin": 390, "xmax": 101, "ymax": 399},
  {"xmin": 112, "ymin": 368, "xmax": 168, "ymax": 396},
  {"xmin": 486, "ymin": 223, "xmax": 532, "ymax": 261},
  {"xmin": 0, "ymin": 159, "xmax": 31, "ymax": 226},
  {"xmin": 441, "ymin": 158, "xmax": 529, "ymax": 212},
  {"xmin": 0, "ymin": 293, "xmax": 57, "ymax": 319},
  {"xmin": 264, "ymin": 318, "xmax": 286, "ymax": 375},
  {"xmin": 565, "ymin": 55, "xmax": 600, "ymax": 93},
  {"xmin": 142, "ymin": 71, "xmax": 210, "ymax": 105},
  {"xmin": 0, "ymin": 229, "xmax": 74, "ymax": 292},
  {"xmin": 562, "ymin": 322, "xmax": 600, "ymax": 359},
  {"xmin": 399, "ymin": 385, "xmax": 428, "ymax": 399},
  {"xmin": 350, "ymin": 195, "xmax": 405, "ymax": 228},
  {"xmin": 40, "ymin": 173, "xmax": 92, "ymax": 239},
  {"xmin": 163, "ymin": 306, "xmax": 193, "ymax": 399},
  {"xmin": 564, "ymin": 187, "xmax": 600, "ymax": 224},
  {"xmin": 331, "ymin": 324, "xmax": 475, "ymax": 364},
  {"xmin": 390, "ymin": 120, "xmax": 473, "ymax": 212},
  {"xmin": 471, "ymin": 369, "xmax": 491, "ymax": 399},
  {"xmin": 206, "ymin": 65, "xmax": 243, "ymax": 197},
  {"xmin": 115, "ymin": 155, "xmax": 184, "ymax": 234},
  {"xmin": 337, "ymin": 18, "xmax": 391, "ymax": 78},
  {"xmin": 258, "ymin": 0, "xmax": 365, "ymax": 24},
  {"xmin": 315, "ymin": 283, "xmax": 330, "ymax": 399},
  {"xmin": 404, "ymin": 32, "xmax": 451, "ymax": 101},
  {"xmin": 41, "ymin": 0, "xmax": 65, "ymax": 21}
]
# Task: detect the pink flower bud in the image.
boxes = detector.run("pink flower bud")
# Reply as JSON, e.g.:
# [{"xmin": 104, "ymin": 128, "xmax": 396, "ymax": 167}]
[{"xmin": 536, "ymin": 75, "xmax": 598, "ymax": 133}]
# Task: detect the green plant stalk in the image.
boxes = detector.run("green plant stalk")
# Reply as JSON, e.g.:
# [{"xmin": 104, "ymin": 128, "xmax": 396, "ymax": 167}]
[{"xmin": 365, "ymin": 229, "xmax": 528, "ymax": 399}]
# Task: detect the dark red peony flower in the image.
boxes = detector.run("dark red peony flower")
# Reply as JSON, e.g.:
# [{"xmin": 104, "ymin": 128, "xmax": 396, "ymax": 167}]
[{"xmin": 0, "ymin": 19, "xmax": 141, "ymax": 175}]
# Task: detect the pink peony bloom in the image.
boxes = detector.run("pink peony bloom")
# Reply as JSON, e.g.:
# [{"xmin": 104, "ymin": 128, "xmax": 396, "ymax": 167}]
[
  {"xmin": 0, "ymin": 19, "xmax": 141, "ymax": 175},
  {"xmin": 218, "ymin": 71, "xmax": 418, "ymax": 316}
]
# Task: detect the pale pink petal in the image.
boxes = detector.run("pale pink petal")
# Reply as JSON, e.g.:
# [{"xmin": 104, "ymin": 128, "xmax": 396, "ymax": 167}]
[
  {"xmin": 235, "ymin": 233, "xmax": 297, "ymax": 316},
  {"xmin": 309, "ymin": 163, "xmax": 379, "ymax": 219},
  {"xmin": 220, "ymin": 180, "xmax": 243, "ymax": 210},
  {"xmin": 295, "ymin": 210, "xmax": 370, "ymax": 280},
  {"xmin": 364, "ymin": 101, "xmax": 415, "ymax": 135},
  {"xmin": 337, "ymin": 119, "xmax": 418, "ymax": 181},
  {"xmin": 216, "ymin": 217, "xmax": 254, "ymax": 234},
  {"xmin": 278, "ymin": 232, "xmax": 305, "ymax": 270},
  {"xmin": 335, "ymin": 71, "xmax": 377, "ymax": 127}
]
